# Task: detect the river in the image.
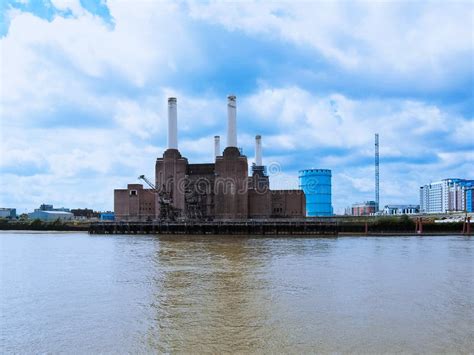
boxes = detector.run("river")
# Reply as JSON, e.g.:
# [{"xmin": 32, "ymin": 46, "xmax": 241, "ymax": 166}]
[{"xmin": 1, "ymin": 232, "xmax": 473, "ymax": 353}]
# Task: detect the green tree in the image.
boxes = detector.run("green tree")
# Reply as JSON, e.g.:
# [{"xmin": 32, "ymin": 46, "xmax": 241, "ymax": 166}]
[{"xmin": 30, "ymin": 219, "xmax": 43, "ymax": 228}]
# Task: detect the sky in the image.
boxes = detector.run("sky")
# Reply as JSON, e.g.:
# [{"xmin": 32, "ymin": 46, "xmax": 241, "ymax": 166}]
[{"xmin": 0, "ymin": 0, "xmax": 473, "ymax": 214}]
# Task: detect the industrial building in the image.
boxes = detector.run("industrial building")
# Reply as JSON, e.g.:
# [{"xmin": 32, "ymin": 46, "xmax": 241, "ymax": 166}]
[
  {"xmin": 28, "ymin": 210, "xmax": 73, "ymax": 221},
  {"xmin": 114, "ymin": 96, "xmax": 305, "ymax": 221},
  {"xmin": 28, "ymin": 204, "xmax": 74, "ymax": 221},
  {"xmin": 298, "ymin": 169, "xmax": 333, "ymax": 217},
  {"xmin": 420, "ymin": 179, "xmax": 474, "ymax": 213}
]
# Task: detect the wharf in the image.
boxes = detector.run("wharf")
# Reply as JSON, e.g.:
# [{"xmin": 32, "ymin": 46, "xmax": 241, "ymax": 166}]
[{"xmin": 89, "ymin": 220, "xmax": 339, "ymax": 236}]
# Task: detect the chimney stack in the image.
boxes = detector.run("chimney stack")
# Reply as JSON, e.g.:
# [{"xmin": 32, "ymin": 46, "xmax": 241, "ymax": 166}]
[
  {"xmin": 168, "ymin": 97, "xmax": 178, "ymax": 149},
  {"xmin": 214, "ymin": 135, "xmax": 221, "ymax": 158},
  {"xmin": 255, "ymin": 135, "xmax": 262, "ymax": 166},
  {"xmin": 227, "ymin": 95, "xmax": 237, "ymax": 148}
]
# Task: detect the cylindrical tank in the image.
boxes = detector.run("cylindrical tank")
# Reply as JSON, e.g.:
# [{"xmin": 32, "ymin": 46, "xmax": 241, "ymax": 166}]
[{"xmin": 299, "ymin": 169, "xmax": 333, "ymax": 217}]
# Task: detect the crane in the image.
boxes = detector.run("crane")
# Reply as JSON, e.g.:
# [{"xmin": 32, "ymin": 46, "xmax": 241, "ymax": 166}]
[
  {"xmin": 138, "ymin": 175, "xmax": 156, "ymax": 190},
  {"xmin": 137, "ymin": 175, "xmax": 179, "ymax": 221}
]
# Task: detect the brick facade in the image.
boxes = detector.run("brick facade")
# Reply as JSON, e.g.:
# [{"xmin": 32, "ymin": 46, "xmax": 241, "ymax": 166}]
[
  {"xmin": 115, "ymin": 149, "xmax": 305, "ymax": 221},
  {"xmin": 114, "ymin": 184, "xmax": 155, "ymax": 221}
]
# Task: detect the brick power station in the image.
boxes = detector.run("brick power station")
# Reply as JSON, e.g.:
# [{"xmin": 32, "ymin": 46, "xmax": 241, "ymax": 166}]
[{"xmin": 114, "ymin": 96, "xmax": 305, "ymax": 221}]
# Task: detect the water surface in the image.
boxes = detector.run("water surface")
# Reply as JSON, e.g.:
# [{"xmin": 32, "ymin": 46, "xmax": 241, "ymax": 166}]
[{"xmin": 1, "ymin": 232, "xmax": 473, "ymax": 353}]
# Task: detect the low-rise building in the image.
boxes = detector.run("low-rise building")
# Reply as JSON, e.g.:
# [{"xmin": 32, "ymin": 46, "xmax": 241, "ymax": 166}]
[
  {"xmin": 28, "ymin": 204, "xmax": 73, "ymax": 221},
  {"xmin": 382, "ymin": 204, "xmax": 420, "ymax": 215},
  {"xmin": 71, "ymin": 208, "xmax": 98, "ymax": 219},
  {"xmin": 28, "ymin": 210, "xmax": 74, "ymax": 221},
  {"xmin": 350, "ymin": 201, "xmax": 377, "ymax": 216},
  {"xmin": 99, "ymin": 212, "xmax": 115, "ymax": 221},
  {"xmin": 0, "ymin": 208, "xmax": 17, "ymax": 219}
]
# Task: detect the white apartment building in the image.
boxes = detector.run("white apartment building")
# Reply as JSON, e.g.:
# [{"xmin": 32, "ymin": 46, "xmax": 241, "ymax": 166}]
[{"xmin": 420, "ymin": 179, "xmax": 473, "ymax": 213}]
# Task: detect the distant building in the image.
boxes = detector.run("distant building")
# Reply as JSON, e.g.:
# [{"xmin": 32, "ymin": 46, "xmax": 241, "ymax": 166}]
[
  {"xmin": 28, "ymin": 204, "xmax": 73, "ymax": 221},
  {"xmin": 71, "ymin": 208, "xmax": 98, "ymax": 219},
  {"xmin": 299, "ymin": 169, "xmax": 333, "ymax": 217},
  {"xmin": 420, "ymin": 179, "xmax": 474, "ymax": 213},
  {"xmin": 466, "ymin": 186, "xmax": 474, "ymax": 213},
  {"xmin": 0, "ymin": 208, "xmax": 17, "ymax": 219},
  {"xmin": 39, "ymin": 204, "xmax": 70, "ymax": 212},
  {"xmin": 351, "ymin": 201, "xmax": 377, "ymax": 216},
  {"xmin": 99, "ymin": 212, "xmax": 115, "ymax": 221},
  {"xmin": 382, "ymin": 204, "xmax": 419, "ymax": 215},
  {"xmin": 28, "ymin": 210, "xmax": 73, "ymax": 221}
]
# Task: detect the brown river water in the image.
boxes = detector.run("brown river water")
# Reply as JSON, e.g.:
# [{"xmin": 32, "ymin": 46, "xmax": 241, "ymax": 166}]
[{"xmin": 1, "ymin": 232, "xmax": 473, "ymax": 353}]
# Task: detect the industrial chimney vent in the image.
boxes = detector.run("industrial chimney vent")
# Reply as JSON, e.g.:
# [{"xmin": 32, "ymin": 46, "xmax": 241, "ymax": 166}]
[
  {"xmin": 168, "ymin": 97, "xmax": 178, "ymax": 150},
  {"xmin": 227, "ymin": 95, "xmax": 237, "ymax": 148}
]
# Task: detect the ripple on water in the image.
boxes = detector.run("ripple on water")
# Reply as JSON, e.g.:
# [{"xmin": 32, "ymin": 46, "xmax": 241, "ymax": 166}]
[{"xmin": 1, "ymin": 233, "xmax": 473, "ymax": 353}]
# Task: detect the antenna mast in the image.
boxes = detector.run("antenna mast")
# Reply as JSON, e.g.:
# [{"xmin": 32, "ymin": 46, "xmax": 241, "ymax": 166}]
[{"xmin": 375, "ymin": 133, "xmax": 380, "ymax": 212}]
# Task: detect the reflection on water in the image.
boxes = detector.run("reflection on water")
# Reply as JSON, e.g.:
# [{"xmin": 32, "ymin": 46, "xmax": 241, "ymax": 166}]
[
  {"xmin": 1, "ymin": 233, "xmax": 473, "ymax": 353},
  {"xmin": 148, "ymin": 237, "xmax": 278, "ymax": 353}
]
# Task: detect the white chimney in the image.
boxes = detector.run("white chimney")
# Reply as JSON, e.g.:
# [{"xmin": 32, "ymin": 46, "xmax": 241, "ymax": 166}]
[
  {"xmin": 168, "ymin": 97, "xmax": 178, "ymax": 149},
  {"xmin": 255, "ymin": 135, "xmax": 262, "ymax": 166},
  {"xmin": 214, "ymin": 135, "xmax": 221, "ymax": 158},
  {"xmin": 227, "ymin": 95, "xmax": 237, "ymax": 147}
]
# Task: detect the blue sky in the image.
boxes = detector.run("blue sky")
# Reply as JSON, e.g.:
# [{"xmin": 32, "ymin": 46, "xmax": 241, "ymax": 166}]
[{"xmin": 1, "ymin": 0, "xmax": 473, "ymax": 214}]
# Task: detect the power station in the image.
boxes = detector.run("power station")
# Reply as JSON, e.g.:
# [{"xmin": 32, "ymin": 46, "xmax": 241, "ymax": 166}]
[{"xmin": 114, "ymin": 96, "xmax": 306, "ymax": 221}]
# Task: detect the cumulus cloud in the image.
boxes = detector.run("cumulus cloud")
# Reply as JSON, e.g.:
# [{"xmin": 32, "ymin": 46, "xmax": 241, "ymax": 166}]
[
  {"xmin": 241, "ymin": 86, "xmax": 471, "ymax": 156},
  {"xmin": 189, "ymin": 1, "xmax": 473, "ymax": 86},
  {"xmin": 1, "ymin": 1, "xmax": 202, "ymax": 120}
]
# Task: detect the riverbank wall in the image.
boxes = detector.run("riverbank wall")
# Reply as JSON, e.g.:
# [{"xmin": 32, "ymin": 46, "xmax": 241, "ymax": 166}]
[
  {"xmin": 0, "ymin": 219, "xmax": 89, "ymax": 232},
  {"xmin": 88, "ymin": 218, "xmax": 470, "ymax": 236},
  {"xmin": 1, "ymin": 216, "xmax": 471, "ymax": 236}
]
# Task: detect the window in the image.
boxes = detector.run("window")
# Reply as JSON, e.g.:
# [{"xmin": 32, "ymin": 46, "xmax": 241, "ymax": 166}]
[{"xmin": 130, "ymin": 190, "xmax": 137, "ymax": 196}]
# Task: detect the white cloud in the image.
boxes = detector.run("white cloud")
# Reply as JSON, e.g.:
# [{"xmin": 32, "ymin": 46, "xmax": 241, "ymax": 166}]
[
  {"xmin": 242, "ymin": 86, "xmax": 471, "ymax": 155},
  {"xmin": 0, "ymin": 1, "xmax": 202, "ymax": 121},
  {"xmin": 114, "ymin": 99, "xmax": 164, "ymax": 139},
  {"xmin": 189, "ymin": 1, "xmax": 473, "ymax": 84}
]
